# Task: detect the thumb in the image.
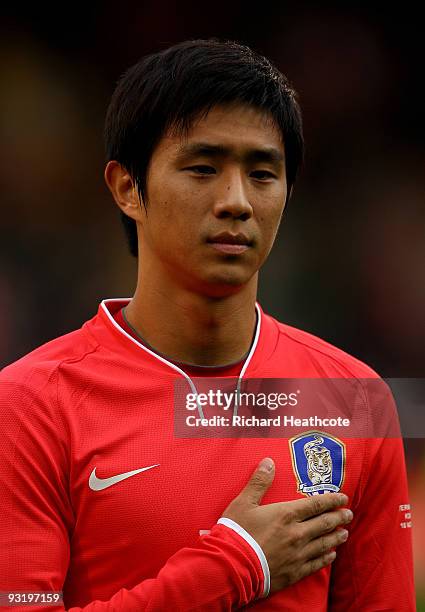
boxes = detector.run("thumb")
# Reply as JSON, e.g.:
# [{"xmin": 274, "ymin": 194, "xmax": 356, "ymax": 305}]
[{"xmin": 238, "ymin": 458, "xmax": 275, "ymax": 507}]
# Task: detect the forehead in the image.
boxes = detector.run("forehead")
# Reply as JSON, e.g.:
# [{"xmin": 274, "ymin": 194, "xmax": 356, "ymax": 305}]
[{"xmin": 161, "ymin": 103, "xmax": 284, "ymax": 156}]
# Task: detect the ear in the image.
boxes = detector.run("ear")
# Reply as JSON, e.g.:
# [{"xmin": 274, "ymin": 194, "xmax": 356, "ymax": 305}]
[{"xmin": 104, "ymin": 161, "xmax": 144, "ymax": 221}]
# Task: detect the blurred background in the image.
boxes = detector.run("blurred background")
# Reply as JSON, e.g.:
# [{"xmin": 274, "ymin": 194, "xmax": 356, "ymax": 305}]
[{"xmin": 1, "ymin": 1, "xmax": 424, "ymax": 606}]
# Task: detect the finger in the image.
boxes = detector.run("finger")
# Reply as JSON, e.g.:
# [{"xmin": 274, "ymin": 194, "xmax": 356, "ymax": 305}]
[
  {"xmin": 298, "ymin": 551, "xmax": 337, "ymax": 581},
  {"xmin": 288, "ymin": 493, "xmax": 349, "ymax": 521},
  {"xmin": 236, "ymin": 458, "xmax": 275, "ymax": 507},
  {"xmin": 303, "ymin": 528, "xmax": 349, "ymax": 559},
  {"xmin": 301, "ymin": 508, "xmax": 353, "ymax": 540}
]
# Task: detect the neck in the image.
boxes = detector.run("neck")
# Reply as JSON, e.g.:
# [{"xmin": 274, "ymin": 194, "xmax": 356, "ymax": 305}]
[{"xmin": 124, "ymin": 273, "xmax": 258, "ymax": 367}]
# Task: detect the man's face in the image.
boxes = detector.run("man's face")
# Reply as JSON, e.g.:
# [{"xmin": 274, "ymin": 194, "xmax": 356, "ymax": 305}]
[{"xmin": 138, "ymin": 103, "xmax": 287, "ymax": 297}]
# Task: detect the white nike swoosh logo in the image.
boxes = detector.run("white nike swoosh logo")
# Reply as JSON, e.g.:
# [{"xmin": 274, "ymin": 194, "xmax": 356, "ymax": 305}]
[{"xmin": 89, "ymin": 464, "xmax": 160, "ymax": 491}]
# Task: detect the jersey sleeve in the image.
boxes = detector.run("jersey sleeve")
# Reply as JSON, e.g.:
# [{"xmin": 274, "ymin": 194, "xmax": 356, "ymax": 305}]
[
  {"xmin": 0, "ymin": 372, "xmax": 266, "ymax": 611},
  {"xmin": 328, "ymin": 379, "xmax": 415, "ymax": 611},
  {"xmin": 67, "ymin": 524, "xmax": 264, "ymax": 611}
]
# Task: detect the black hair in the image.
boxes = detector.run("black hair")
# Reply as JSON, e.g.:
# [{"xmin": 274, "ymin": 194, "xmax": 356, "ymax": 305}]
[{"xmin": 104, "ymin": 39, "xmax": 304, "ymax": 257}]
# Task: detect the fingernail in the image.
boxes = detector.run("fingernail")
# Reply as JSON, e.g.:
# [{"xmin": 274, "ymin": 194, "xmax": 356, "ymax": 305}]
[
  {"xmin": 340, "ymin": 529, "xmax": 349, "ymax": 541},
  {"xmin": 259, "ymin": 458, "xmax": 274, "ymax": 473},
  {"xmin": 344, "ymin": 509, "xmax": 353, "ymax": 521},
  {"xmin": 326, "ymin": 551, "xmax": 337, "ymax": 562},
  {"xmin": 339, "ymin": 494, "xmax": 348, "ymax": 504}
]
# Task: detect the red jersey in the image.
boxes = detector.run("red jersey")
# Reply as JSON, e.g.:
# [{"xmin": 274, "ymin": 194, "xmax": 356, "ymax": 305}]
[{"xmin": 0, "ymin": 299, "xmax": 414, "ymax": 610}]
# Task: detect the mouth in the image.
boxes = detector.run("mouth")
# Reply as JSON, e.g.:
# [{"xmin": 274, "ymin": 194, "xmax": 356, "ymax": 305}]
[{"xmin": 207, "ymin": 232, "xmax": 252, "ymax": 254}]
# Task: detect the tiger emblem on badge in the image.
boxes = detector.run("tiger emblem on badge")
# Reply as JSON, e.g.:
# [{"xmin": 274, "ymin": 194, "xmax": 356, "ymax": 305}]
[
  {"xmin": 305, "ymin": 436, "xmax": 333, "ymax": 485},
  {"xmin": 289, "ymin": 431, "xmax": 345, "ymax": 496}
]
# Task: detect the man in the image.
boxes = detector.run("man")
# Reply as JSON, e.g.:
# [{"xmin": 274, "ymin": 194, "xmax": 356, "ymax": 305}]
[{"xmin": 0, "ymin": 40, "xmax": 414, "ymax": 610}]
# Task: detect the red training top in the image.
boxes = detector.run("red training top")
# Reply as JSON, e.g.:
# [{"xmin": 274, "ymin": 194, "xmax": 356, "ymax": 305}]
[{"xmin": 0, "ymin": 299, "xmax": 414, "ymax": 611}]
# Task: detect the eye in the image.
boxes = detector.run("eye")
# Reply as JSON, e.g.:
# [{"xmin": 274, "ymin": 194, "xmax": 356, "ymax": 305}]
[
  {"xmin": 184, "ymin": 165, "xmax": 216, "ymax": 175},
  {"xmin": 250, "ymin": 170, "xmax": 277, "ymax": 181}
]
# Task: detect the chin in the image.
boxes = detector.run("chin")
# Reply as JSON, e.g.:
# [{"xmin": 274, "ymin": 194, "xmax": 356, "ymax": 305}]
[{"xmin": 197, "ymin": 269, "xmax": 257, "ymax": 297}]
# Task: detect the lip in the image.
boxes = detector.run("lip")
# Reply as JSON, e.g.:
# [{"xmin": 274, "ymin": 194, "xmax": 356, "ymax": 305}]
[
  {"xmin": 207, "ymin": 232, "xmax": 252, "ymax": 254},
  {"xmin": 209, "ymin": 243, "xmax": 250, "ymax": 254},
  {"xmin": 209, "ymin": 231, "xmax": 251, "ymax": 245},
  {"xmin": 207, "ymin": 232, "xmax": 252, "ymax": 255}
]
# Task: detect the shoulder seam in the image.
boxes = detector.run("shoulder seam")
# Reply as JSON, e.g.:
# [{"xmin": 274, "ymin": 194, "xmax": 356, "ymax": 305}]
[
  {"xmin": 15, "ymin": 344, "xmax": 102, "ymax": 389},
  {"xmin": 276, "ymin": 327, "xmax": 376, "ymax": 378},
  {"xmin": 56, "ymin": 343, "xmax": 101, "ymax": 367}
]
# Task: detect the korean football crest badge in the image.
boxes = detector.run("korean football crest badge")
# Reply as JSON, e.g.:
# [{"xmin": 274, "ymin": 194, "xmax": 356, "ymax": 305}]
[{"xmin": 289, "ymin": 431, "xmax": 345, "ymax": 496}]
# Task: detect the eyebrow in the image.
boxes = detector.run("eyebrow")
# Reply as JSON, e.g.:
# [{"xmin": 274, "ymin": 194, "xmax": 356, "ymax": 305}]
[{"xmin": 174, "ymin": 142, "xmax": 284, "ymax": 166}]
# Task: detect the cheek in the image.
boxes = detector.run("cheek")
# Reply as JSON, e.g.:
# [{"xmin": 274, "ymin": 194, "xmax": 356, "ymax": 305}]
[
  {"xmin": 148, "ymin": 196, "xmax": 197, "ymax": 251},
  {"xmin": 257, "ymin": 201, "xmax": 284, "ymax": 238}
]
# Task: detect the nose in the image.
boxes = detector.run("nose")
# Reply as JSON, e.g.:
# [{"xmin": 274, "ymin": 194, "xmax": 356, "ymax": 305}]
[{"xmin": 212, "ymin": 170, "xmax": 253, "ymax": 221}]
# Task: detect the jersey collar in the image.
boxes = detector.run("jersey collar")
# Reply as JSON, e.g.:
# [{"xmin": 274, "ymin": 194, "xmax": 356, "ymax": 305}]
[{"xmin": 86, "ymin": 298, "xmax": 278, "ymax": 378}]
